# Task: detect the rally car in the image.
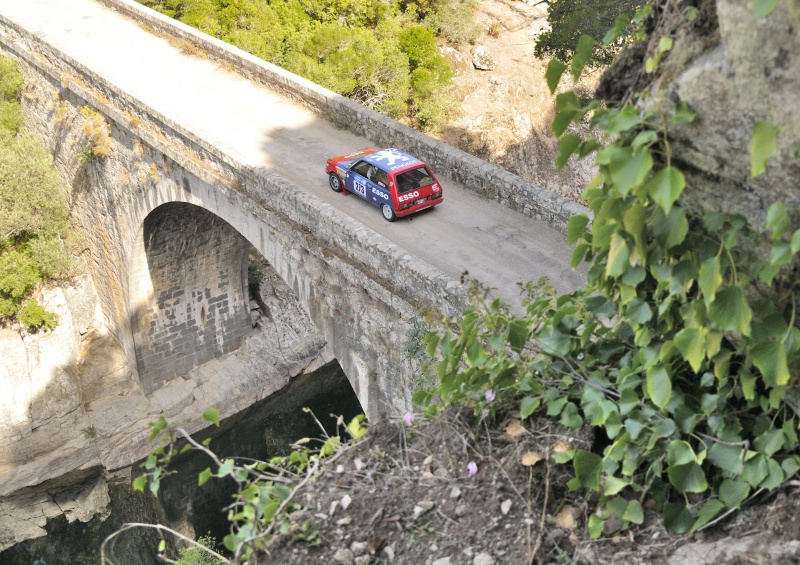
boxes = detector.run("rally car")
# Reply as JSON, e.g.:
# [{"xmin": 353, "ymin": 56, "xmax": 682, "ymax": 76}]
[{"xmin": 325, "ymin": 148, "xmax": 443, "ymax": 222}]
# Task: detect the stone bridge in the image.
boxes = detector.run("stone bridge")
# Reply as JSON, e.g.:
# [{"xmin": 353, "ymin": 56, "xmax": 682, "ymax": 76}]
[{"xmin": 0, "ymin": 0, "xmax": 585, "ymax": 512}]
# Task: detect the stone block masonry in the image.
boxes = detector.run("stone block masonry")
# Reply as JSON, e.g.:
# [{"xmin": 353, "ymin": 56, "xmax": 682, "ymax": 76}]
[{"xmin": 132, "ymin": 203, "xmax": 251, "ymax": 394}]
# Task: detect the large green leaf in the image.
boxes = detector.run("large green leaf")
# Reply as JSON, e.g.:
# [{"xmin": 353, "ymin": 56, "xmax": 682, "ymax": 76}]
[
  {"xmin": 539, "ymin": 326, "xmax": 571, "ymax": 356},
  {"xmin": 766, "ymin": 201, "xmax": 790, "ymax": 239},
  {"xmin": 674, "ymin": 327, "xmax": 705, "ymax": 372},
  {"xmin": 667, "ymin": 439, "xmax": 698, "ymax": 466},
  {"xmin": 545, "ymin": 59, "xmax": 567, "ymax": 94},
  {"xmin": 623, "ymin": 500, "xmax": 644, "ymax": 524},
  {"xmin": 750, "ymin": 339, "xmax": 790, "ymax": 386},
  {"xmin": 692, "ymin": 499, "xmax": 725, "ymax": 531},
  {"xmin": 754, "ymin": 428, "xmax": 785, "ymax": 457},
  {"xmin": 644, "ymin": 166, "xmax": 685, "ymax": 214},
  {"xmin": 665, "ymin": 207, "xmax": 689, "ymax": 249},
  {"xmin": 752, "ymin": 0, "xmax": 779, "ymax": 18},
  {"xmin": 698, "ymin": 256, "xmax": 723, "ymax": 304},
  {"xmin": 202, "ymin": 407, "xmax": 221, "ymax": 427},
  {"xmin": 606, "ymin": 104, "xmax": 643, "ymax": 135},
  {"xmin": 567, "ymin": 214, "xmax": 590, "ymax": 245},
  {"xmin": 557, "ymin": 134, "xmax": 582, "ymax": 169},
  {"xmin": 668, "ymin": 462, "xmax": 708, "ymax": 493},
  {"xmin": 663, "ymin": 502, "xmax": 693, "ymax": 533},
  {"xmin": 647, "ymin": 364, "xmax": 672, "ymax": 410},
  {"xmin": 574, "ymin": 450, "xmax": 603, "ymax": 490},
  {"xmin": 750, "ymin": 120, "xmax": 778, "ymax": 178},
  {"xmin": 625, "ymin": 298, "xmax": 653, "ymax": 325},
  {"xmin": 719, "ymin": 478, "xmax": 750, "ymax": 508},
  {"xmin": 709, "ymin": 287, "xmax": 752, "ymax": 335},
  {"xmin": 608, "ymin": 147, "xmax": 653, "ymax": 195},
  {"xmin": 571, "ymin": 34, "xmax": 594, "ymax": 81},
  {"xmin": 605, "ymin": 232, "xmax": 630, "ymax": 278}
]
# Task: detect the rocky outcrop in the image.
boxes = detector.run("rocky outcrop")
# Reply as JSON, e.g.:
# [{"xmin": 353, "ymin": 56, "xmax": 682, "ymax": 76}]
[{"xmin": 601, "ymin": 0, "xmax": 800, "ymax": 231}]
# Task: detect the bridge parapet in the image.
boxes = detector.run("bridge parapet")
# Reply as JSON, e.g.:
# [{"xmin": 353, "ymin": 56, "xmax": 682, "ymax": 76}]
[{"xmin": 95, "ymin": 0, "xmax": 589, "ymax": 232}]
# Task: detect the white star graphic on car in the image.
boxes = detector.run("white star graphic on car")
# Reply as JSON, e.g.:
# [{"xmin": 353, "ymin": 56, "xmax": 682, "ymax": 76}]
[{"xmin": 370, "ymin": 149, "xmax": 410, "ymax": 167}]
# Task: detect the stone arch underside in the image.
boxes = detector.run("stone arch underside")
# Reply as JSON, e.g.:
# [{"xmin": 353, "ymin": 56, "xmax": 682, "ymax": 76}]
[{"xmin": 130, "ymin": 202, "xmax": 251, "ymax": 395}]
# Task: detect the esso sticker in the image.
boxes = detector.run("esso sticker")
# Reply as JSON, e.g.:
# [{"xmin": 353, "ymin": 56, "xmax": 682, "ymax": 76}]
[
  {"xmin": 371, "ymin": 187, "xmax": 389, "ymax": 200},
  {"xmin": 432, "ymin": 183, "xmax": 440, "ymax": 192},
  {"xmin": 398, "ymin": 190, "xmax": 420, "ymax": 203}
]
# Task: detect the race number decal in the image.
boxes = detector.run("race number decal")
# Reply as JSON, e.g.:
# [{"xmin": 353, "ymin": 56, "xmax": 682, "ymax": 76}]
[{"xmin": 353, "ymin": 178, "xmax": 367, "ymax": 198}]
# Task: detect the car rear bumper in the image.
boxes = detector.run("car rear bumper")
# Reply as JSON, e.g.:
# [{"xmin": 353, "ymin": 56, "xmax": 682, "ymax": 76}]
[{"xmin": 396, "ymin": 197, "xmax": 443, "ymax": 217}]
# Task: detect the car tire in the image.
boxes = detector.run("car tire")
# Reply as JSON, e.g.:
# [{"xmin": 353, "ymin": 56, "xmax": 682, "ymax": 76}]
[
  {"xmin": 381, "ymin": 204, "xmax": 397, "ymax": 222},
  {"xmin": 328, "ymin": 172, "xmax": 343, "ymax": 192}
]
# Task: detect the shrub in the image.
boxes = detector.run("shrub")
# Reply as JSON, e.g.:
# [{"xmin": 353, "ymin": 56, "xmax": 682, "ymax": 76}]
[
  {"xmin": 135, "ymin": 0, "xmax": 471, "ymax": 126},
  {"xmin": 17, "ymin": 299, "xmax": 57, "ymax": 332},
  {"xmin": 419, "ymin": 0, "xmax": 481, "ymax": 46},
  {"xmin": 0, "ymin": 56, "xmax": 23, "ymax": 101},
  {"xmin": 534, "ymin": 0, "xmax": 643, "ymax": 64},
  {"xmin": 0, "ymin": 55, "xmax": 73, "ymax": 330},
  {"xmin": 0, "ymin": 100, "xmax": 23, "ymax": 134}
]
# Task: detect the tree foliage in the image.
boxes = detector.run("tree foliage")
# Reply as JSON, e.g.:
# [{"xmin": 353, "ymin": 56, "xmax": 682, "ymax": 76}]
[
  {"xmin": 137, "ymin": 0, "xmax": 469, "ymax": 130},
  {"xmin": 0, "ymin": 56, "xmax": 73, "ymax": 331},
  {"xmin": 535, "ymin": 0, "xmax": 643, "ymax": 65}
]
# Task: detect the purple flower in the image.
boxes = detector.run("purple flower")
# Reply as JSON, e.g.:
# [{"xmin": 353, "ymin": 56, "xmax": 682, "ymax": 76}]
[
  {"xmin": 403, "ymin": 412, "xmax": 415, "ymax": 426},
  {"xmin": 485, "ymin": 389, "xmax": 496, "ymax": 403},
  {"xmin": 467, "ymin": 461, "xmax": 478, "ymax": 477}
]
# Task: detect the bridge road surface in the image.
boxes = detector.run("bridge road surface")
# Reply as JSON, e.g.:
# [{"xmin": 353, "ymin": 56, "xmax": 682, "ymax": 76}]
[{"xmin": 0, "ymin": 0, "xmax": 586, "ymax": 309}]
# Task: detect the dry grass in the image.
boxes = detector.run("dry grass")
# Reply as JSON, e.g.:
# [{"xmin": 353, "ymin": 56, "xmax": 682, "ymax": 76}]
[{"xmin": 80, "ymin": 106, "xmax": 112, "ymax": 157}]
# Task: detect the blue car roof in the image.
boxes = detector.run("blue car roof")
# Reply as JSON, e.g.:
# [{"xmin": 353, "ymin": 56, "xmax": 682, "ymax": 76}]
[{"xmin": 361, "ymin": 148, "xmax": 423, "ymax": 172}]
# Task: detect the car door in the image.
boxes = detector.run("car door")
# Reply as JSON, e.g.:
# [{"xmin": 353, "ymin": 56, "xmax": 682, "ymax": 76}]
[
  {"xmin": 368, "ymin": 167, "xmax": 392, "ymax": 208},
  {"xmin": 346, "ymin": 160, "xmax": 373, "ymax": 201}
]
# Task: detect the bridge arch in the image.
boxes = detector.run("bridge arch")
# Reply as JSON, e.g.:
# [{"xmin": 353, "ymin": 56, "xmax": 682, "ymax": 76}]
[{"xmin": 129, "ymin": 202, "xmax": 251, "ymax": 394}]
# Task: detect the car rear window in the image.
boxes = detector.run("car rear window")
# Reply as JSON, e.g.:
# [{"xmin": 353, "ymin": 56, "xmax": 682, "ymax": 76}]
[{"xmin": 396, "ymin": 166, "xmax": 434, "ymax": 194}]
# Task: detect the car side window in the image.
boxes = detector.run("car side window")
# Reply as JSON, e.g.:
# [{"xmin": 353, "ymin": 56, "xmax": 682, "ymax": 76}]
[
  {"xmin": 351, "ymin": 160, "xmax": 372, "ymax": 179},
  {"xmin": 375, "ymin": 169, "xmax": 388, "ymax": 187}
]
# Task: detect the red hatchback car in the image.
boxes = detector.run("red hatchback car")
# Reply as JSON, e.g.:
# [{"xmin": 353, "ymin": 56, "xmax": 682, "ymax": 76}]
[{"xmin": 325, "ymin": 148, "xmax": 443, "ymax": 221}]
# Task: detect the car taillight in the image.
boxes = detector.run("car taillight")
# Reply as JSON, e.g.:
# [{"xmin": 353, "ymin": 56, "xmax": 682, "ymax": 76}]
[
  {"xmin": 431, "ymin": 192, "xmax": 442, "ymax": 200},
  {"xmin": 399, "ymin": 202, "xmax": 413, "ymax": 210}
]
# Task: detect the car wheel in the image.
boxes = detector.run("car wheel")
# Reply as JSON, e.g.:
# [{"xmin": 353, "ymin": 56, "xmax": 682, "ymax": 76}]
[
  {"xmin": 381, "ymin": 204, "xmax": 397, "ymax": 222},
  {"xmin": 328, "ymin": 172, "xmax": 343, "ymax": 192}
]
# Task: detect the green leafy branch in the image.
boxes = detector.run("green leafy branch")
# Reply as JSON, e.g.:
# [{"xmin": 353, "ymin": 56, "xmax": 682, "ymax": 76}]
[
  {"xmin": 415, "ymin": 23, "xmax": 800, "ymax": 538},
  {"xmin": 124, "ymin": 408, "xmax": 367, "ymax": 562}
]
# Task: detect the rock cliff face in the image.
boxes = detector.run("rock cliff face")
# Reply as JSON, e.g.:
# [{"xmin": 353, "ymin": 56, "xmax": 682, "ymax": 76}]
[
  {"xmin": 0, "ymin": 263, "xmax": 333, "ymax": 550},
  {"xmin": 599, "ymin": 0, "xmax": 800, "ymax": 231}
]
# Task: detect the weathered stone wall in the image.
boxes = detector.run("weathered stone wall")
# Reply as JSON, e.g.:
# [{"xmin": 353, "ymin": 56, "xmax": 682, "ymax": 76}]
[
  {"xmin": 94, "ymin": 0, "xmax": 589, "ymax": 231},
  {"xmin": 132, "ymin": 203, "xmax": 251, "ymax": 393}
]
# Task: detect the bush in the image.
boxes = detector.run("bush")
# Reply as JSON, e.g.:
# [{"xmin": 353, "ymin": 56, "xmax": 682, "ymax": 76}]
[
  {"xmin": 419, "ymin": 0, "xmax": 481, "ymax": 46},
  {"xmin": 79, "ymin": 106, "xmax": 112, "ymax": 158},
  {"xmin": 0, "ymin": 55, "xmax": 73, "ymax": 330},
  {"xmin": 0, "ymin": 100, "xmax": 23, "ymax": 134},
  {"xmin": 17, "ymin": 299, "xmax": 57, "ymax": 332},
  {"xmin": 0, "ymin": 131, "xmax": 69, "ymax": 239},
  {"xmin": 0, "ymin": 56, "xmax": 22, "ymax": 101},
  {"xmin": 0, "ymin": 249, "xmax": 40, "ymax": 319},
  {"xmin": 135, "ymin": 0, "xmax": 467, "ymax": 127},
  {"xmin": 534, "ymin": 0, "xmax": 643, "ymax": 64}
]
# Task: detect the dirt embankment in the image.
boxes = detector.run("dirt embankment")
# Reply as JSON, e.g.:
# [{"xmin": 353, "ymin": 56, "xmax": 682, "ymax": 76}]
[{"xmin": 441, "ymin": 0, "xmax": 597, "ymax": 202}]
